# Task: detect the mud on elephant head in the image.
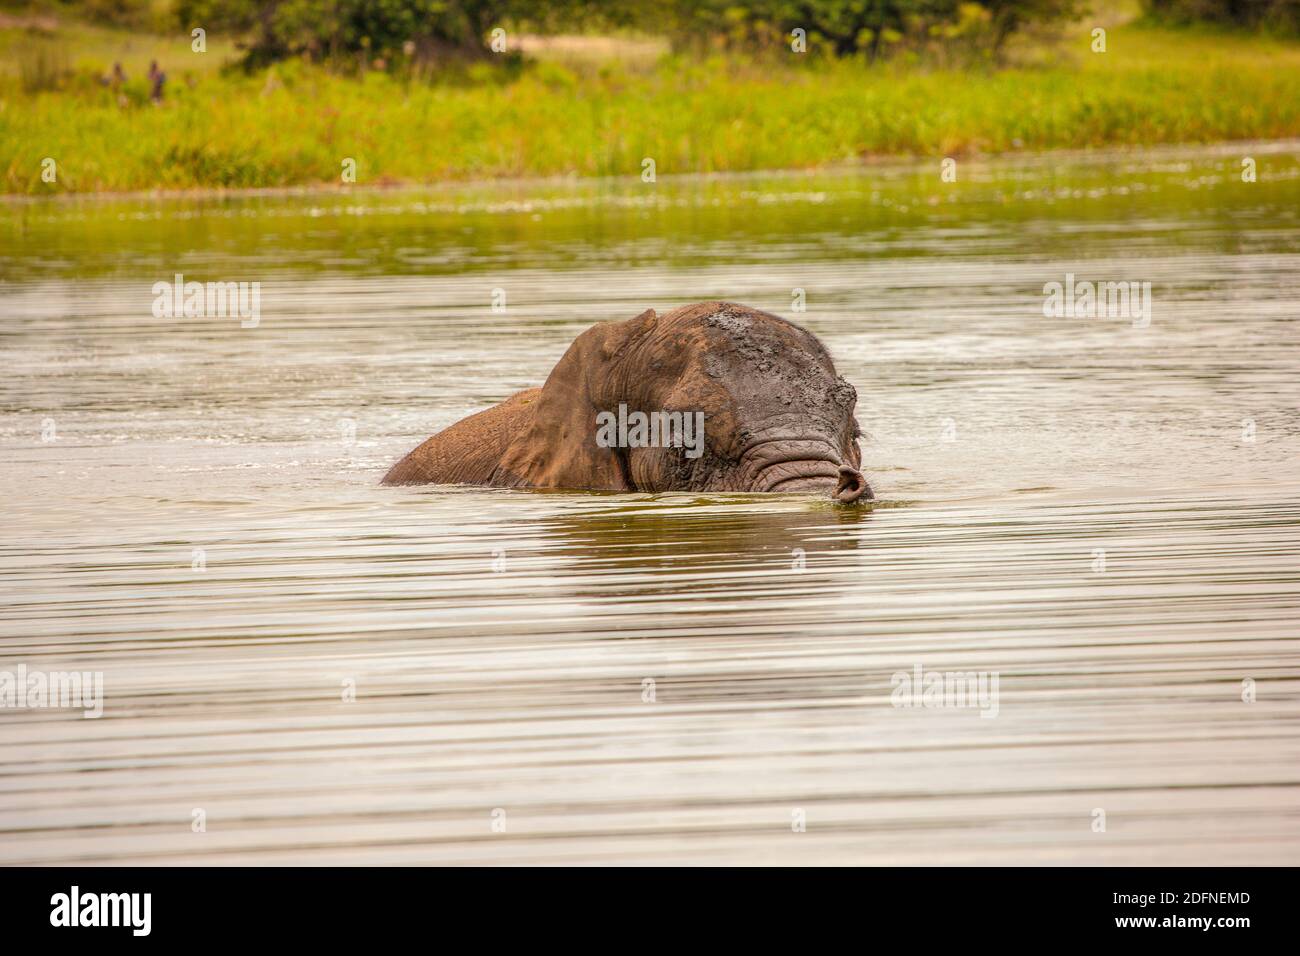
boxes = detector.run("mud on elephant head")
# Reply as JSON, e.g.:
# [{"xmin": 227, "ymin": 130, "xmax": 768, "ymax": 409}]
[{"xmin": 383, "ymin": 302, "xmax": 873, "ymax": 502}]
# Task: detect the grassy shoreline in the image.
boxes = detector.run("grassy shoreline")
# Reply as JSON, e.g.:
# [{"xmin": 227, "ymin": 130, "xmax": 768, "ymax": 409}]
[{"xmin": 4, "ymin": 19, "xmax": 1300, "ymax": 195}]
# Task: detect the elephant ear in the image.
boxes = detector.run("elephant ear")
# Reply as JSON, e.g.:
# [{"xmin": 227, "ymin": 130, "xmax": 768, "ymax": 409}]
[{"xmin": 495, "ymin": 309, "xmax": 658, "ymax": 490}]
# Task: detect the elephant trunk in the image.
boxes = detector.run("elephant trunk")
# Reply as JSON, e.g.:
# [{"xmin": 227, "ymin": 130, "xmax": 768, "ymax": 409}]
[{"xmin": 834, "ymin": 465, "xmax": 871, "ymax": 503}]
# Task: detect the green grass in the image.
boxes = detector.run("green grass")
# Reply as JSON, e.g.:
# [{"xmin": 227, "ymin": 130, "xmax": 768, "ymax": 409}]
[{"xmin": 4, "ymin": 18, "xmax": 1300, "ymax": 194}]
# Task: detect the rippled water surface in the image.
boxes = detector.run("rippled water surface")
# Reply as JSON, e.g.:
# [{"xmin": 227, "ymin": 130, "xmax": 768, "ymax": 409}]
[{"xmin": 3, "ymin": 143, "xmax": 1299, "ymax": 864}]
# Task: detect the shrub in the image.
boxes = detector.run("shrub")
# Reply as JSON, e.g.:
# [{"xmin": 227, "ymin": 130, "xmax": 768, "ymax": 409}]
[{"xmin": 1140, "ymin": 0, "xmax": 1300, "ymax": 33}]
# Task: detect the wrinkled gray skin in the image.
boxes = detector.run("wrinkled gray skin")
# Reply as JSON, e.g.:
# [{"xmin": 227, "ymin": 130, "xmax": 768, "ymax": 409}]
[{"xmin": 383, "ymin": 301, "xmax": 872, "ymax": 503}]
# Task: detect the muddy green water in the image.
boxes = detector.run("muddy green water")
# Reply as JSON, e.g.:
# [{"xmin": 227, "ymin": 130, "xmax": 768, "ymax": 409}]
[{"xmin": 2, "ymin": 142, "xmax": 1299, "ymax": 864}]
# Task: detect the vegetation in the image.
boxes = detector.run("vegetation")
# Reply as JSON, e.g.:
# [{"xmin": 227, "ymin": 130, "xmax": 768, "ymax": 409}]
[
  {"xmin": 175, "ymin": 0, "xmax": 521, "ymax": 67},
  {"xmin": 2, "ymin": 1, "xmax": 1300, "ymax": 193},
  {"xmin": 1140, "ymin": 0, "xmax": 1300, "ymax": 34},
  {"xmin": 170, "ymin": 0, "xmax": 1087, "ymax": 67},
  {"xmin": 640, "ymin": 0, "xmax": 1087, "ymax": 61}
]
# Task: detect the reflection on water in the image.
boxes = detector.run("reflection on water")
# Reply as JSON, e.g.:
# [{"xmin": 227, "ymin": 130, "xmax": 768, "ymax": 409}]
[{"xmin": 1, "ymin": 143, "xmax": 1299, "ymax": 864}]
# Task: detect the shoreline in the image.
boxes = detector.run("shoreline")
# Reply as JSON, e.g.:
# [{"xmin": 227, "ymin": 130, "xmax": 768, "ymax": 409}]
[{"xmin": 3, "ymin": 137, "xmax": 1299, "ymax": 207}]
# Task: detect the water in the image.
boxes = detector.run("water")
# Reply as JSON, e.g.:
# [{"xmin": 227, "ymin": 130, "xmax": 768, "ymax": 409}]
[{"xmin": 2, "ymin": 142, "xmax": 1299, "ymax": 864}]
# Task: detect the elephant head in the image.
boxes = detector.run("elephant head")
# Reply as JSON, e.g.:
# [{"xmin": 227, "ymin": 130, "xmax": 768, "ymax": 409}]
[{"xmin": 488, "ymin": 302, "xmax": 872, "ymax": 502}]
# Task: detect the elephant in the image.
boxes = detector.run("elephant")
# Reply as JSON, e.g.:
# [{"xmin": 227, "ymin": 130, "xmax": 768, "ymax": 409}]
[{"xmin": 382, "ymin": 301, "xmax": 872, "ymax": 502}]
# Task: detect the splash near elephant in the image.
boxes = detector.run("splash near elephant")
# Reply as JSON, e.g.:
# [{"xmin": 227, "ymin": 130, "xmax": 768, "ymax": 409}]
[{"xmin": 383, "ymin": 302, "xmax": 872, "ymax": 503}]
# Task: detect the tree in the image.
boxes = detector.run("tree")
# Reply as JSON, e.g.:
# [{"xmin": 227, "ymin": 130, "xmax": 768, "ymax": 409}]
[{"xmin": 176, "ymin": 0, "xmax": 520, "ymax": 67}]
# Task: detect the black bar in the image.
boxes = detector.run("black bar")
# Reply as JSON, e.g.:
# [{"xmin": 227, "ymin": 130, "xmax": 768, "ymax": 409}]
[{"xmin": 0, "ymin": 866, "xmax": 1287, "ymax": 943}]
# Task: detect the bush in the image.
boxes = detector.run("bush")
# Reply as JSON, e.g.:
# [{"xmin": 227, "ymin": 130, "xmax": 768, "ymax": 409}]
[
  {"xmin": 589, "ymin": 0, "xmax": 1086, "ymax": 61},
  {"xmin": 176, "ymin": 0, "xmax": 519, "ymax": 68},
  {"xmin": 174, "ymin": 0, "xmax": 1087, "ymax": 68},
  {"xmin": 79, "ymin": 0, "xmax": 155, "ymax": 29},
  {"xmin": 1140, "ymin": 0, "xmax": 1300, "ymax": 33}
]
